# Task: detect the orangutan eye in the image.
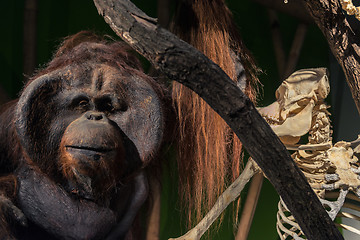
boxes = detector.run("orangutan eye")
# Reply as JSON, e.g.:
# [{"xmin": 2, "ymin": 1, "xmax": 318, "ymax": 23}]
[
  {"xmin": 118, "ymin": 100, "xmax": 128, "ymax": 112},
  {"xmin": 70, "ymin": 95, "xmax": 90, "ymax": 110},
  {"xmin": 79, "ymin": 100, "xmax": 89, "ymax": 107},
  {"xmin": 95, "ymin": 96, "xmax": 128, "ymax": 113},
  {"xmin": 96, "ymin": 97, "xmax": 115, "ymax": 113}
]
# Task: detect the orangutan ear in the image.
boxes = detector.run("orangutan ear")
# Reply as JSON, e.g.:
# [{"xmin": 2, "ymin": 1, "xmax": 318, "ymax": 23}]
[{"xmin": 15, "ymin": 72, "xmax": 63, "ymax": 161}]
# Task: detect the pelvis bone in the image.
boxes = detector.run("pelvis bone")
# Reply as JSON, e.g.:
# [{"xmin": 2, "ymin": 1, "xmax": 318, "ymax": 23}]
[{"xmin": 258, "ymin": 68, "xmax": 330, "ymax": 145}]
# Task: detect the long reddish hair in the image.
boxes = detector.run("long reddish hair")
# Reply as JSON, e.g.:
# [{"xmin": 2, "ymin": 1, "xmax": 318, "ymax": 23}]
[{"xmin": 172, "ymin": 0, "xmax": 260, "ymax": 225}]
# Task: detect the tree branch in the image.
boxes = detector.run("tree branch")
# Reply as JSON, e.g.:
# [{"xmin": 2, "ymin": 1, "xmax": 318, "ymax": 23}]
[
  {"xmin": 169, "ymin": 159, "xmax": 259, "ymax": 240},
  {"xmin": 235, "ymin": 172, "xmax": 264, "ymax": 240},
  {"xmin": 303, "ymin": 0, "xmax": 360, "ymax": 114},
  {"xmin": 92, "ymin": 0, "xmax": 343, "ymax": 239}
]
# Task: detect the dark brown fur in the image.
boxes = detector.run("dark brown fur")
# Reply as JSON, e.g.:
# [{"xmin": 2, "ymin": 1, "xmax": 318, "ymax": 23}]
[{"xmin": 0, "ymin": 31, "xmax": 165, "ymax": 239}]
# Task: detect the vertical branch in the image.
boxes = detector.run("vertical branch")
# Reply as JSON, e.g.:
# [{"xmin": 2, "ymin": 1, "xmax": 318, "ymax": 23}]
[
  {"xmin": 283, "ymin": 23, "xmax": 308, "ymax": 79},
  {"xmin": 146, "ymin": 179, "xmax": 161, "ymax": 240},
  {"xmin": 268, "ymin": 9, "xmax": 286, "ymax": 79},
  {"xmin": 235, "ymin": 173, "xmax": 264, "ymax": 240},
  {"xmin": 267, "ymin": 10, "xmax": 307, "ymax": 81},
  {"xmin": 23, "ymin": 0, "xmax": 38, "ymax": 80}
]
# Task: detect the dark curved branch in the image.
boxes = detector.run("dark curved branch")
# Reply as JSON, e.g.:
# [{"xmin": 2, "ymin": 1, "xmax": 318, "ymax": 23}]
[
  {"xmin": 303, "ymin": 0, "xmax": 360, "ymax": 114},
  {"xmin": 92, "ymin": 0, "xmax": 343, "ymax": 239}
]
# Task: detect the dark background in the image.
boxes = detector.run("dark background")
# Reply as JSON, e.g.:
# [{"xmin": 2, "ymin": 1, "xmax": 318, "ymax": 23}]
[{"xmin": 2, "ymin": 0, "xmax": 360, "ymax": 239}]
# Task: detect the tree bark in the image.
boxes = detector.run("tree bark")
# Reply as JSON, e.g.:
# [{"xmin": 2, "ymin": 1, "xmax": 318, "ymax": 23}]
[
  {"xmin": 92, "ymin": 0, "xmax": 343, "ymax": 239},
  {"xmin": 303, "ymin": 0, "xmax": 360, "ymax": 115}
]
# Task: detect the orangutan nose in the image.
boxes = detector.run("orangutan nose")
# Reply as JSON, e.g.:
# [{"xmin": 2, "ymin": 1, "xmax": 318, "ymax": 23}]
[{"xmin": 85, "ymin": 111, "xmax": 104, "ymax": 121}]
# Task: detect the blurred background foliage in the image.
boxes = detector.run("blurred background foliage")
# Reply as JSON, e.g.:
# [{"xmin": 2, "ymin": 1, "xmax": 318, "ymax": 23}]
[{"xmin": 1, "ymin": 0, "xmax": 359, "ymax": 239}]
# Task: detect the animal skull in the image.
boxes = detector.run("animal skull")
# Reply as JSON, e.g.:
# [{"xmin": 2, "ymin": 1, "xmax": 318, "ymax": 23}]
[{"xmin": 258, "ymin": 68, "xmax": 330, "ymax": 145}]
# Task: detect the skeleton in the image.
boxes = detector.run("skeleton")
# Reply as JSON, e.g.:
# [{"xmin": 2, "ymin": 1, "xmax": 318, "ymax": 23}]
[
  {"xmin": 259, "ymin": 68, "xmax": 360, "ymax": 239},
  {"xmin": 170, "ymin": 68, "xmax": 360, "ymax": 240}
]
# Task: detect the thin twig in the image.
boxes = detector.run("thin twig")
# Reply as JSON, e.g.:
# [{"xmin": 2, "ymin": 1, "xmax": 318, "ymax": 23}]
[{"xmin": 169, "ymin": 159, "xmax": 259, "ymax": 240}]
